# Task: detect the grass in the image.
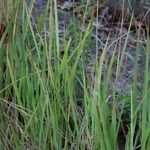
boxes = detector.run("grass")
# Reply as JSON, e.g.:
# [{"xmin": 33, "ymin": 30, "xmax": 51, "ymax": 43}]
[{"xmin": 0, "ymin": 0, "xmax": 150, "ymax": 149}]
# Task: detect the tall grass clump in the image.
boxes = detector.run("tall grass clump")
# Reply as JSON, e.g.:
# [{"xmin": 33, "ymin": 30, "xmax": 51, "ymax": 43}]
[{"xmin": 0, "ymin": 0, "xmax": 150, "ymax": 149}]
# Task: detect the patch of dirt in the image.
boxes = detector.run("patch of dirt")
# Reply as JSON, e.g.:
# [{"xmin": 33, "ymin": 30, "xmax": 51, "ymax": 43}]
[{"xmin": 85, "ymin": 5, "xmax": 147, "ymax": 97}]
